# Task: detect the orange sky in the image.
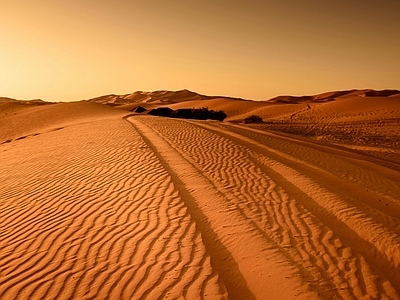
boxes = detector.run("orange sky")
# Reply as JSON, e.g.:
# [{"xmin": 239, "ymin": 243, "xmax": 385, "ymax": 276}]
[{"xmin": 1, "ymin": 0, "xmax": 399, "ymax": 101}]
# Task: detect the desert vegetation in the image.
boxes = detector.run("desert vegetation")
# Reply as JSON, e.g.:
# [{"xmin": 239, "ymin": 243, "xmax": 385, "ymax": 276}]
[
  {"xmin": 244, "ymin": 115, "xmax": 263, "ymax": 124},
  {"xmin": 148, "ymin": 107, "xmax": 227, "ymax": 121}
]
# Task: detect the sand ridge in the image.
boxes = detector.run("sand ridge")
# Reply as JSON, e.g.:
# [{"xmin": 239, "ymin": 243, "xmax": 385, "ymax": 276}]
[{"xmin": 0, "ymin": 101, "xmax": 126, "ymax": 144}]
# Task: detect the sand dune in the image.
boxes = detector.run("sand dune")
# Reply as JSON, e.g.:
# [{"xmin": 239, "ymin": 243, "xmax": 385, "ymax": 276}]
[
  {"xmin": 88, "ymin": 89, "xmax": 400, "ymax": 153},
  {"xmin": 129, "ymin": 89, "xmax": 399, "ymax": 157},
  {"xmin": 0, "ymin": 113, "xmax": 227, "ymax": 299},
  {"xmin": 88, "ymin": 90, "xmax": 247, "ymax": 112},
  {"xmin": 88, "ymin": 89, "xmax": 218, "ymax": 110},
  {"xmin": 1, "ymin": 90, "xmax": 400, "ymax": 299},
  {"xmin": 0, "ymin": 101, "xmax": 126, "ymax": 144}
]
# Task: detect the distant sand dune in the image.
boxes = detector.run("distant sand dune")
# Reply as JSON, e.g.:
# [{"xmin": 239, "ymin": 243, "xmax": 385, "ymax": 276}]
[
  {"xmin": 89, "ymin": 89, "xmax": 400, "ymax": 154},
  {"xmin": 85, "ymin": 89, "xmax": 400, "ymax": 154}
]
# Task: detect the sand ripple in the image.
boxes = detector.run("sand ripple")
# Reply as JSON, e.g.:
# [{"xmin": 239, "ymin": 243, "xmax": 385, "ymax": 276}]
[
  {"xmin": 128, "ymin": 116, "xmax": 400, "ymax": 299},
  {"xmin": 0, "ymin": 118, "xmax": 227, "ymax": 299},
  {"xmin": 1, "ymin": 113, "xmax": 400, "ymax": 299}
]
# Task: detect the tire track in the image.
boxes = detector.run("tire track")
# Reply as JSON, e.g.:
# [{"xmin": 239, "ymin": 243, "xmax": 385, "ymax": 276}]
[
  {"xmin": 130, "ymin": 116, "xmax": 400, "ymax": 299},
  {"xmin": 127, "ymin": 116, "xmax": 318, "ymax": 300},
  {"xmin": 0, "ymin": 117, "xmax": 227, "ymax": 299}
]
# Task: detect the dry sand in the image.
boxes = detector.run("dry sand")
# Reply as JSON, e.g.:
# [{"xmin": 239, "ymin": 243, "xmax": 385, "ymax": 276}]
[{"xmin": 1, "ymin": 90, "xmax": 400, "ymax": 299}]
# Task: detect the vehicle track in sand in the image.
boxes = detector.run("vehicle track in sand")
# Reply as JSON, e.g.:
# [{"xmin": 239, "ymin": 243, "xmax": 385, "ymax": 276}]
[
  {"xmin": 127, "ymin": 115, "xmax": 400, "ymax": 300},
  {"xmin": 0, "ymin": 117, "xmax": 227, "ymax": 300},
  {"xmin": 1, "ymin": 113, "xmax": 400, "ymax": 300}
]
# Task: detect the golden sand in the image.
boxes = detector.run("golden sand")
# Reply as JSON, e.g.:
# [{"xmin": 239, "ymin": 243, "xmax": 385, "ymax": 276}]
[{"xmin": 1, "ymin": 90, "xmax": 400, "ymax": 299}]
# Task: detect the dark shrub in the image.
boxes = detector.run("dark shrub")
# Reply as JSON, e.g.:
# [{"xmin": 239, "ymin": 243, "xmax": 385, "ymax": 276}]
[
  {"xmin": 148, "ymin": 107, "xmax": 174, "ymax": 117},
  {"xmin": 148, "ymin": 107, "xmax": 227, "ymax": 121},
  {"xmin": 212, "ymin": 109, "xmax": 227, "ymax": 121},
  {"xmin": 176, "ymin": 108, "xmax": 193, "ymax": 119},
  {"xmin": 192, "ymin": 107, "xmax": 227, "ymax": 121},
  {"xmin": 132, "ymin": 105, "xmax": 147, "ymax": 113},
  {"xmin": 192, "ymin": 107, "xmax": 209, "ymax": 120},
  {"xmin": 244, "ymin": 115, "xmax": 263, "ymax": 124}
]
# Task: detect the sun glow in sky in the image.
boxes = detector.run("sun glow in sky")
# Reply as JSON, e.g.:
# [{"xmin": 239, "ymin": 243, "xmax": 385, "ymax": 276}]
[{"xmin": 1, "ymin": 0, "xmax": 400, "ymax": 101}]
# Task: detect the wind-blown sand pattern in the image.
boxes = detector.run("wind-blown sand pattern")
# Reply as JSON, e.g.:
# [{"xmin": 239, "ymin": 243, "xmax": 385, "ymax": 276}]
[
  {"xmin": 127, "ymin": 116, "xmax": 400, "ymax": 299},
  {"xmin": 1, "ymin": 91, "xmax": 400, "ymax": 299},
  {"xmin": 0, "ymin": 115, "xmax": 227, "ymax": 299}
]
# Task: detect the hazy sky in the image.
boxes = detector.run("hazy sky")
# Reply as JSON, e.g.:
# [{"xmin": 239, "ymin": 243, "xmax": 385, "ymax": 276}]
[{"xmin": 1, "ymin": 0, "xmax": 399, "ymax": 101}]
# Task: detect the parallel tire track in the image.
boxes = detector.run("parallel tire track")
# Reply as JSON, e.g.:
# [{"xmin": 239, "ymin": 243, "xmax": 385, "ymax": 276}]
[
  {"xmin": 0, "ymin": 117, "xmax": 227, "ymax": 300},
  {"xmin": 127, "ymin": 117, "xmax": 318, "ymax": 300},
  {"xmin": 2, "ymin": 113, "xmax": 399, "ymax": 300},
  {"xmin": 130, "ymin": 116, "xmax": 400, "ymax": 300}
]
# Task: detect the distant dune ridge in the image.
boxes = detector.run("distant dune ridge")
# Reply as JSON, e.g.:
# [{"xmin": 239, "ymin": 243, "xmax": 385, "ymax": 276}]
[
  {"xmin": 86, "ymin": 88, "xmax": 400, "ymax": 106},
  {"xmin": 3, "ymin": 88, "xmax": 399, "ymax": 151},
  {"xmin": 1, "ymin": 88, "xmax": 400, "ymax": 299},
  {"xmin": 87, "ymin": 88, "xmax": 400, "ymax": 154}
]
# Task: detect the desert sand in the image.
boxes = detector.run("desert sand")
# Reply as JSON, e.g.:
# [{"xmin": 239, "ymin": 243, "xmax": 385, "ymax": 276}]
[{"xmin": 1, "ymin": 89, "xmax": 400, "ymax": 299}]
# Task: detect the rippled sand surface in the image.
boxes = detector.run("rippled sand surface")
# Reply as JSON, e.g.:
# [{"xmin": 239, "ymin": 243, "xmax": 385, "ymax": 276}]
[{"xmin": 1, "ymin": 99, "xmax": 400, "ymax": 299}]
